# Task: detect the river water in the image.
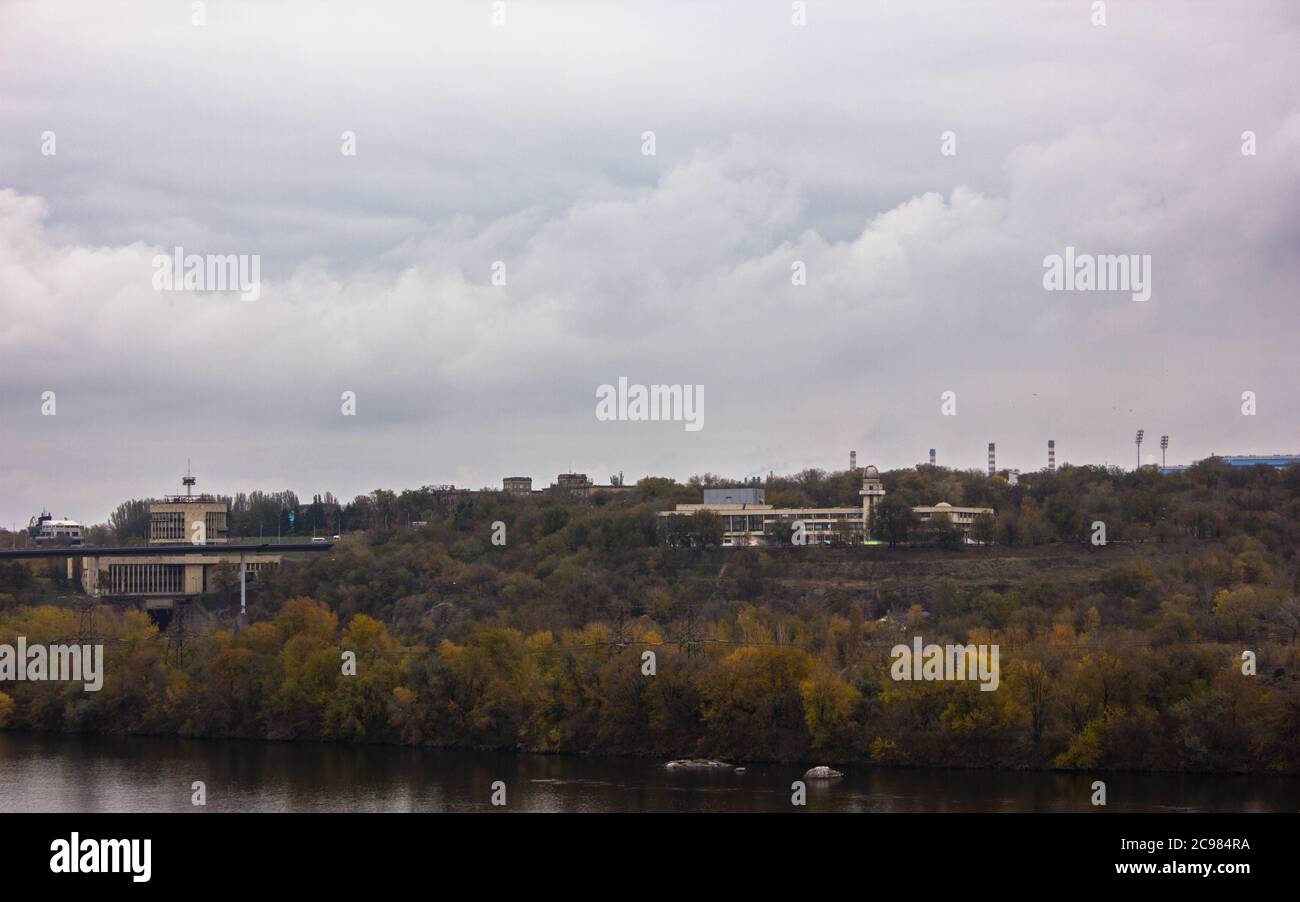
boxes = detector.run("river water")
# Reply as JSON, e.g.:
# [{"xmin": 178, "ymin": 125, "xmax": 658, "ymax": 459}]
[{"xmin": 1, "ymin": 732, "xmax": 1296, "ymax": 812}]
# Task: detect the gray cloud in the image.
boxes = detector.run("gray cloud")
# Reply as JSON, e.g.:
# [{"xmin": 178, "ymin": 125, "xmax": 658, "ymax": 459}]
[{"xmin": 1, "ymin": 0, "xmax": 1297, "ymax": 526}]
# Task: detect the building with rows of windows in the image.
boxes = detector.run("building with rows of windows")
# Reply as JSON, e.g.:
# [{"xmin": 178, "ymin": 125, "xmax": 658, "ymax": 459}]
[
  {"xmin": 79, "ymin": 476, "xmax": 280, "ymax": 610},
  {"xmin": 659, "ymin": 466, "xmax": 992, "ymax": 547}
]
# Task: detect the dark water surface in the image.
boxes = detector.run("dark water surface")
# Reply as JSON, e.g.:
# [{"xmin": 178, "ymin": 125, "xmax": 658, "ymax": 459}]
[{"xmin": 1, "ymin": 732, "xmax": 1297, "ymax": 812}]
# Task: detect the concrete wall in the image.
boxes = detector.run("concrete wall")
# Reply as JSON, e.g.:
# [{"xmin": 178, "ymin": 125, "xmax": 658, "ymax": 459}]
[
  {"xmin": 80, "ymin": 551, "xmax": 280, "ymax": 597},
  {"xmin": 149, "ymin": 501, "xmax": 228, "ymax": 545}
]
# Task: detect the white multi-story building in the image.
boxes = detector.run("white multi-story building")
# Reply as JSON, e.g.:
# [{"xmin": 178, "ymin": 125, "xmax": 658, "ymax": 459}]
[
  {"xmin": 659, "ymin": 466, "xmax": 992, "ymax": 547},
  {"xmin": 27, "ymin": 512, "xmax": 84, "ymax": 546}
]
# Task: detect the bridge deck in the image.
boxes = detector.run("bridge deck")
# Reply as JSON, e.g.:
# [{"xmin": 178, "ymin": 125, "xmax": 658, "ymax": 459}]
[{"xmin": 0, "ymin": 543, "xmax": 334, "ymax": 559}]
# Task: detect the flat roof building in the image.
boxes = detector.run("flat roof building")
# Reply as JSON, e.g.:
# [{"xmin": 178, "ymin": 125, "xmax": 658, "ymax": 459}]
[
  {"xmin": 149, "ymin": 497, "xmax": 228, "ymax": 545},
  {"xmin": 913, "ymin": 502, "xmax": 994, "ymax": 529},
  {"xmin": 659, "ymin": 466, "xmax": 992, "ymax": 547},
  {"xmin": 548, "ymin": 473, "xmax": 636, "ymax": 499},
  {"xmin": 503, "ymin": 476, "xmax": 533, "ymax": 496},
  {"xmin": 552, "ymin": 473, "xmax": 593, "ymax": 497},
  {"xmin": 703, "ymin": 487, "xmax": 766, "ymax": 505},
  {"xmin": 1160, "ymin": 453, "xmax": 1300, "ymax": 475},
  {"xmin": 82, "ymin": 474, "xmax": 279, "ymax": 608}
]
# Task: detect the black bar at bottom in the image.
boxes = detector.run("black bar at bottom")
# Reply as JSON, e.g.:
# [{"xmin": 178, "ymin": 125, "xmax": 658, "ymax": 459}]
[{"xmin": 0, "ymin": 811, "xmax": 1285, "ymax": 889}]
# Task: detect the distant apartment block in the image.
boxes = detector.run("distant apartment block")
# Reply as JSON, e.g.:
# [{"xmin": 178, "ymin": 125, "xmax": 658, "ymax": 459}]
[
  {"xmin": 552, "ymin": 473, "xmax": 594, "ymax": 497},
  {"xmin": 502, "ymin": 476, "xmax": 533, "ymax": 496},
  {"xmin": 545, "ymin": 473, "xmax": 635, "ymax": 499},
  {"xmin": 500, "ymin": 473, "xmax": 634, "ymax": 499}
]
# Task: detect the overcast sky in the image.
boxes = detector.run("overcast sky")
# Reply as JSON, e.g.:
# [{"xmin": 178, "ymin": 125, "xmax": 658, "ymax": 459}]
[{"xmin": 2, "ymin": 0, "xmax": 1297, "ymax": 527}]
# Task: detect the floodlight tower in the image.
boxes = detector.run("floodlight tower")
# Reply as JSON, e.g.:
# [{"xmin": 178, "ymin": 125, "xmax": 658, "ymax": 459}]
[
  {"xmin": 1135, "ymin": 430, "xmax": 1145, "ymax": 470},
  {"xmin": 1160, "ymin": 435, "xmax": 1169, "ymax": 468}
]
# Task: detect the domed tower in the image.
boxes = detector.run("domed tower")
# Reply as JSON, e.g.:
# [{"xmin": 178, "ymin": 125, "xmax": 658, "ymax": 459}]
[{"xmin": 860, "ymin": 465, "xmax": 885, "ymax": 536}]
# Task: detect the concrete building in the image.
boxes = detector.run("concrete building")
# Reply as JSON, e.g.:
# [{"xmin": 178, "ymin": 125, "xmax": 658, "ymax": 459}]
[
  {"xmin": 861, "ymin": 465, "xmax": 886, "ymax": 526},
  {"xmin": 659, "ymin": 466, "xmax": 992, "ymax": 547},
  {"xmin": 501, "ymin": 473, "xmax": 635, "ymax": 500},
  {"xmin": 913, "ymin": 502, "xmax": 994, "ymax": 532},
  {"xmin": 1160, "ymin": 453, "xmax": 1300, "ymax": 475},
  {"xmin": 149, "ymin": 497, "xmax": 228, "ymax": 544},
  {"xmin": 502, "ymin": 476, "xmax": 533, "ymax": 496},
  {"xmin": 82, "ymin": 549, "xmax": 278, "ymax": 598},
  {"xmin": 552, "ymin": 473, "xmax": 594, "ymax": 498},
  {"xmin": 666, "ymin": 501, "xmax": 862, "ymax": 546},
  {"xmin": 81, "ymin": 475, "xmax": 280, "ymax": 609},
  {"xmin": 703, "ymin": 487, "xmax": 766, "ymax": 505},
  {"xmin": 546, "ymin": 473, "xmax": 636, "ymax": 499},
  {"xmin": 27, "ymin": 512, "xmax": 83, "ymax": 546}
]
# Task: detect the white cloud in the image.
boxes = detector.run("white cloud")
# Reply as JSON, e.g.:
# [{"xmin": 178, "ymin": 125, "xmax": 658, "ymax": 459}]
[{"xmin": 0, "ymin": 1, "xmax": 1297, "ymax": 525}]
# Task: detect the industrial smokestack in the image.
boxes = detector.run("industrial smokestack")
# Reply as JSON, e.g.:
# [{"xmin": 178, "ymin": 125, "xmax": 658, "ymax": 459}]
[
  {"xmin": 988, "ymin": 443, "xmax": 996, "ymax": 477},
  {"xmin": 929, "ymin": 448, "xmax": 936, "ymax": 467},
  {"xmin": 1048, "ymin": 440, "xmax": 1056, "ymax": 473}
]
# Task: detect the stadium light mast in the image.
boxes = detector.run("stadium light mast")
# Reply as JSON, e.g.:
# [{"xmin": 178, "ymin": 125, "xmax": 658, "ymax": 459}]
[
  {"xmin": 1160, "ymin": 435, "xmax": 1169, "ymax": 468},
  {"xmin": 1135, "ymin": 430, "xmax": 1145, "ymax": 470}
]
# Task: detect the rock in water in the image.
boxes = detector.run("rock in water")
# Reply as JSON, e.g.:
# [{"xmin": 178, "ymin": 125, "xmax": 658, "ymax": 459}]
[
  {"xmin": 664, "ymin": 758, "xmax": 733, "ymax": 770},
  {"xmin": 803, "ymin": 765, "xmax": 844, "ymax": 779}
]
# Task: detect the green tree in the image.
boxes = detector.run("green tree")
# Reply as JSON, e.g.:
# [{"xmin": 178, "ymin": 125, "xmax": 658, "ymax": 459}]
[
  {"xmin": 539, "ymin": 506, "xmax": 570, "ymax": 536},
  {"xmin": 871, "ymin": 497, "xmax": 917, "ymax": 548},
  {"xmin": 108, "ymin": 499, "xmax": 150, "ymax": 543}
]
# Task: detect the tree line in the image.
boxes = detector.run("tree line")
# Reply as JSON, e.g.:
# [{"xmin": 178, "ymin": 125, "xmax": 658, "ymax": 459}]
[{"xmin": 1, "ymin": 459, "xmax": 1297, "ymax": 772}]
